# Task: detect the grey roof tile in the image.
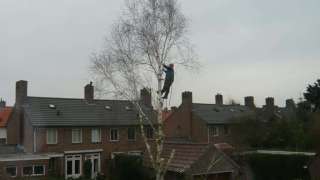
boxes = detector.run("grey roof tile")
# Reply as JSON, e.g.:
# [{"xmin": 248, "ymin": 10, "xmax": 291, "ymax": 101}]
[
  {"xmin": 24, "ymin": 96, "xmax": 154, "ymax": 127},
  {"xmin": 192, "ymin": 103, "xmax": 254, "ymax": 124}
]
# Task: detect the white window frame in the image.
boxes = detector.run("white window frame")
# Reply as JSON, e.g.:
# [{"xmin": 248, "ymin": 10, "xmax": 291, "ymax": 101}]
[
  {"xmin": 22, "ymin": 166, "xmax": 33, "ymax": 176},
  {"xmin": 72, "ymin": 128, "xmax": 82, "ymax": 144},
  {"xmin": 6, "ymin": 166, "xmax": 17, "ymax": 177},
  {"xmin": 22, "ymin": 165, "xmax": 46, "ymax": 176},
  {"xmin": 0, "ymin": 128, "xmax": 7, "ymax": 144},
  {"xmin": 110, "ymin": 128, "xmax": 119, "ymax": 142},
  {"xmin": 32, "ymin": 165, "xmax": 45, "ymax": 176},
  {"xmin": 46, "ymin": 128, "xmax": 58, "ymax": 145},
  {"xmin": 65, "ymin": 154, "xmax": 82, "ymax": 179},
  {"xmin": 85, "ymin": 153, "xmax": 101, "ymax": 179},
  {"xmin": 127, "ymin": 127, "xmax": 136, "ymax": 141},
  {"xmin": 91, "ymin": 128, "xmax": 101, "ymax": 143}
]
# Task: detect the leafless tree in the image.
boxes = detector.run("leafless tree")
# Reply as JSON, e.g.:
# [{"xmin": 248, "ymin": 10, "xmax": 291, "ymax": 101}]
[{"xmin": 91, "ymin": 0, "xmax": 198, "ymax": 179}]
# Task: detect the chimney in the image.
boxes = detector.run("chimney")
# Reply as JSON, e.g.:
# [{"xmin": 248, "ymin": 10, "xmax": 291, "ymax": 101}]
[
  {"xmin": 0, "ymin": 99, "xmax": 6, "ymax": 111},
  {"xmin": 84, "ymin": 82, "xmax": 94, "ymax": 102},
  {"xmin": 215, "ymin": 93, "xmax": 223, "ymax": 105},
  {"xmin": 286, "ymin": 99, "xmax": 295, "ymax": 109},
  {"xmin": 265, "ymin": 97, "xmax": 274, "ymax": 107},
  {"xmin": 182, "ymin": 91, "xmax": 192, "ymax": 107},
  {"xmin": 140, "ymin": 88, "xmax": 152, "ymax": 107},
  {"xmin": 16, "ymin": 80, "xmax": 28, "ymax": 108},
  {"xmin": 244, "ymin": 96, "xmax": 255, "ymax": 108}
]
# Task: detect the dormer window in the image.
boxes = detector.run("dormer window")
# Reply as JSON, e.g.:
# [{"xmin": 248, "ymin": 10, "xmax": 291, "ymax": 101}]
[
  {"xmin": 105, "ymin": 105, "xmax": 112, "ymax": 110},
  {"xmin": 48, "ymin": 104, "xmax": 56, "ymax": 109}
]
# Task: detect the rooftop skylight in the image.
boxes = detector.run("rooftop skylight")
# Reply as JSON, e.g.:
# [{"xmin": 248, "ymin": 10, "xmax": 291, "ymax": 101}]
[
  {"xmin": 105, "ymin": 105, "xmax": 112, "ymax": 110},
  {"xmin": 48, "ymin": 104, "xmax": 56, "ymax": 109},
  {"xmin": 125, "ymin": 106, "xmax": 132, "ymax": 111}
]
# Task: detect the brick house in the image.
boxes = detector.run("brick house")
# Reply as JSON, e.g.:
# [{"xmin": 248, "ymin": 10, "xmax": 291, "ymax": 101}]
[
  {"xmin": 2, "ymin": 80, "xmax": 154, "ymax": 179},
  {"xmin": 164, "ymin": 92, "xmax": 254, "ymax": 145}
]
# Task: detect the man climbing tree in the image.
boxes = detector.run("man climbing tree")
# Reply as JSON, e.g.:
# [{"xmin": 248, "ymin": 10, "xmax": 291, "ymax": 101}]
[{"xmin": 161, "ymin": 64, "xmax": 174, "ymax": 99}]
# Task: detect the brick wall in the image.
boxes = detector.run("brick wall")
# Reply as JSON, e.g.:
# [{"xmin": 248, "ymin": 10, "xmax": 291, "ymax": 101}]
[
  {"xmin": 34, "ymin": 126, "xmax": 145, "ymax": 154},
  {"xmin": 6, "ymin": 109, "xmax": 20, "ymax": 145},
  {"xmin": 164, "ymin": 104, "xmax": 192, "ymax": 140},
  {"xmin": 31, "ymin": 126, "xmax": 147, "ymax": 176},
  {"xmin": 191, "ymin": 114, "xmax": 209, "ymax": 143},
  {"xmin": 22, "ymin": 113, "xmax": 34, "ymax": 153},
  {"xmin": 164, "ymin": 105, "xmax": 231, "ymax": 144}
]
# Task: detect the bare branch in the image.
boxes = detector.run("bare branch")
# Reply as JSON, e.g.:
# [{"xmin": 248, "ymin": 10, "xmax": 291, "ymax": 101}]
[{"xmin": 90, "ymin": 1, "xmax": 198, "ymax": 179}]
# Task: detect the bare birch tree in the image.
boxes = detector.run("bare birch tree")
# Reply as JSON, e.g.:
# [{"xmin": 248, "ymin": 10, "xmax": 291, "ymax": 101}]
[{"xmin": 91, "ymin": 0, "xmax": 198, "ymax": 179}]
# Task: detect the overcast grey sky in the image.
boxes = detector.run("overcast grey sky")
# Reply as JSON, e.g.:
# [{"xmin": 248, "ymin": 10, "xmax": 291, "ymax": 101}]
[{"xmin": 1, "ymin": 0, "xmax": 320, "ymax": 107}]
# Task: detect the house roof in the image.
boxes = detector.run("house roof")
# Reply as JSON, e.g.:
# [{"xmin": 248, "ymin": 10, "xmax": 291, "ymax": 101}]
[
  {"xmin": 160, "ymin": 141, "xmax": 240, "ymax": 175},
  {"xmin": 256, "ymin": 106, "xmax": 297, "ymax": 122},
  {"xmin": 161, "ymin": 142, "xmax": 209, "ymax": 173},
  {"xmin": 23, "ymin": 96, "xmax": 155, "ymax": 127},
  {"xmin": 0, "ymin": 107, "xmax": 13, "ymax": 127},
  {"xmin": 192, "ymin": 103, "xmax": 254, "ymax": 124}
]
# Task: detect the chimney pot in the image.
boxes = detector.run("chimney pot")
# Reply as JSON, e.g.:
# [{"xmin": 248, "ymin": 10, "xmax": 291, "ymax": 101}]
[
  {"xmin": 244, "ymin": 96, "xmax": 255, "ymax": 108},
  {"xmin": 182, "ymin": 91, "xmax": 192, "ymax": 106},
  {"xmin": 140, "ymin": 88, "xmax": 152, "ymax": 107},
  {"xmin": 84, "ymin": 82, "xmax": 94, "ymax": 101},
  {"xmin": 265, "ymin": 97, "xmax": 274, "ymax": 107},
  {"xmin": 215, "ymin": 93, "xmax": 223, "ymax": 105}
]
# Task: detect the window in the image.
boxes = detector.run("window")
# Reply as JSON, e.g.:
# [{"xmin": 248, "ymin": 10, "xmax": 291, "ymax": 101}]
[
  {"xmin": 0, "ymin": 138, "xmax": 6, "ymax": 144},
  {"xmin": 33, "ymin": 165, "xmax": 45, "ymax": 176},
  {"xmin": 72, "ymin": 129, "xmax": 82, "ymax": 143},
  {"xmin": 91, "ymin": 128, "xmax": 101, "ymax": 143},
  {"xmin": 6, "ymin": 166, "xmax": 17, "ymax": 177},
  {"xmin": 111, "ymin": 152, "xmax": 125, "ymax": 159},
  {"xmin": 22, "ymin": 165, "xmax": 45, "ymax": 176},
  {"xmin": 66, "ymin": 155, "xmax": 82, "ymax": 178},
  {"xmin": 128, "ymin": 127, "xmax": 136, "ymax": 141},
  {"xmin": 23, "ymin": 166, "xmax": 33, "ymax": 176},
  {"xmin": 47, "ymin": 128, "xmax": 57, "ymax": 144},
  {"xmin": 209, "ymin": 126, "xmax": 219, "ymax": 137},
  {"xmin": 145, "ymin": 127, "xmax": 153, "ymax": 139},
  {"xmin": 224, "ymin": 125, "xmax": 230, "ymax": 135},
  {"xmin": 110, "ymin": 128, "xmax": 119, "ymax": 141},
  {"xmin": 0, "ymin": 128, "xmax": 7, "ymax": 144}
]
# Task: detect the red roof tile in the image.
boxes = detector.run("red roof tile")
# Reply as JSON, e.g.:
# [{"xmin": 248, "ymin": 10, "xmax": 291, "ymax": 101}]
[
  {"xmin": 0, "ymin": 107, "xmax": 13, "ymax": 127},
  {"xmin": 145, "ymin": 141, "xmax": 240, "ymax": 175},
  {"xmin": 162, "ymin": 142, "xmax": 209, "ymax": 173}
]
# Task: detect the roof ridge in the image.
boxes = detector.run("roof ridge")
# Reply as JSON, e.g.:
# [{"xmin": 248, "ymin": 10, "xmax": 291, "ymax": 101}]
[
  {"xmin": 27, "ymin": 96, "xmax": 130, "ymax": 102},
  {"xmin": 193, "ymin": 103, "xmax": 245, "ymax": 107}
]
